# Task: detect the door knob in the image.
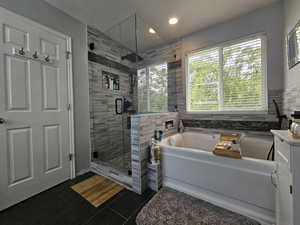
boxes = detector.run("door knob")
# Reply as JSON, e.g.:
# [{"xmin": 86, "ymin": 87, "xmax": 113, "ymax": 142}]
[{"xmin": 0, "ymin": 118, "xmax": 7, "ymax": 124}]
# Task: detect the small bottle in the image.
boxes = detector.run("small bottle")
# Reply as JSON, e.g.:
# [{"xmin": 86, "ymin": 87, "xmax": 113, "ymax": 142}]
[
  {"xmin": 178, "ymin": 120, "xmax": 185, "ymax": 133},
  {"xmin": 109, "ymin": 78, "xmax": 114, "ymax": 90},
  {"xmin": 154, "ymin": 130, "xmax": 160, "ymax": 141},
  {"xmin": 159, "ymin": 130, "xmax": 164, "ymax": 141},
  {"xmin": 154, "ymin": 144, "xmax": 161, "ymax": 164},
  {"xmin": 150, "ymin": 138, "xmax": 157, "ymax": 164}
]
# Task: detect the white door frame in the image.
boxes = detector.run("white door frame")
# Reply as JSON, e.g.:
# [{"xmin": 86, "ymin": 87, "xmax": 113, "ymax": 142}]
[{"xmin": 0, "ymin": 6, "xmax": 76, "ymax": 179}]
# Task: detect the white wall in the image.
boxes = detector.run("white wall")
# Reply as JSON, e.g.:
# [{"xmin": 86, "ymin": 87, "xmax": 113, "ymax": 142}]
[
  {"xmin": 0, "ymin": 0, "xmax": 91, "ymax": 173},
  {"xmin": 283, "ymin": 0, "xmax": 300, "ymax": 89},
  {"xmin": 282, "ymin": 0, "xmax": 300, "ymax": 117}
]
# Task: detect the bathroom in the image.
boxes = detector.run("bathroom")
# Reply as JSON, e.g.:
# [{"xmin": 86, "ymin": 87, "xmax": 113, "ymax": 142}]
[{"xmin": 0, "ymin": 0, "xmax": 300, "ymax": 225}]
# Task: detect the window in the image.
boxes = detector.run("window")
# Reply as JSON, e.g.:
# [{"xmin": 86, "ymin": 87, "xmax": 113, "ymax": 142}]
[
  {"xmin": 187, "ymin": 35, "xmax": 267, "ymax": 112},
  {"xmin": 138, "ymin": 63, "xmax": 168, "ymax": 112}
]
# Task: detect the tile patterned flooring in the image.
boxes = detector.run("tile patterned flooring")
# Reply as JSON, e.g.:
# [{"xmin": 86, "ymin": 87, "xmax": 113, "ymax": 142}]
[{"xmin": 0, "ymin": 172, "xmax": 155, "ymax": 225}]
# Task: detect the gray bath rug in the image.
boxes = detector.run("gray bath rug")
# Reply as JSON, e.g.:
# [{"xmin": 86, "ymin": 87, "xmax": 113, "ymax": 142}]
[{"xmin": 136, "ymin": 188, "xmax": 261, "ymax": 225}]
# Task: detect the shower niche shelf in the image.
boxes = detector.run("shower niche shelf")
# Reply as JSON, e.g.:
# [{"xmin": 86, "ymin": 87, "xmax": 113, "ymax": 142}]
[{"xmin": 102, "ymin": 71, "xmax": 120, "ymax": 90}]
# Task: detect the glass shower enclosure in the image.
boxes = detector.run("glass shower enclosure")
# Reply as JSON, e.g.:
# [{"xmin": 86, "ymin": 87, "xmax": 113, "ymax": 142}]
[{"xmin": 89, "ymin": 14, "xmax": 164, "ymax": 176}]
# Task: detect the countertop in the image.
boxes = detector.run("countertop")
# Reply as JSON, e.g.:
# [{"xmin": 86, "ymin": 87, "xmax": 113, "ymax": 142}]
[{"xmin": 271, "ymin": 130, "xmax": 300, "ymax": 146}]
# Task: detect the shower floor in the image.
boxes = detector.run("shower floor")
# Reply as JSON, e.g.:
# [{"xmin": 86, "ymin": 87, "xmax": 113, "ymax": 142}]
[
  {"xmin": 108, "ymin": 151, "xmax": 131, "ymax": 171},
  {"xmin": 93, "ymin": 151, "xmax": 132, "ymax": 174}
]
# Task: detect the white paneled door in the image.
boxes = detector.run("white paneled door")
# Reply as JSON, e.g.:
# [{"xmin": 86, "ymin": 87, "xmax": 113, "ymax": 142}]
[{"xmin": 0, "ymin": 8, "xmax": 74, "ymax": 211}]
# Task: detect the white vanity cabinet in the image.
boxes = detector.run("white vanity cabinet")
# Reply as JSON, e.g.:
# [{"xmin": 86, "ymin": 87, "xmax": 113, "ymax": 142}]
[{"xmin": 271, "ymin": 130, "xmax": 300, "ymax": 225}]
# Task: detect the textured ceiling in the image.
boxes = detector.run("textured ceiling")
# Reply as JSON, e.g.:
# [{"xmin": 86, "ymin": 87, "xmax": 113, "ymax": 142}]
[{"xmin": 45, "ymin": 0, "xmax": 280, "ymax": 49}]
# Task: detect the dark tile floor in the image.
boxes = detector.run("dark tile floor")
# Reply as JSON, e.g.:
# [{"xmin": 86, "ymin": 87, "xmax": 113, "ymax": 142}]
[{"xmin": 0, "ymin": 172, "xmax": 156, "ymax": 225}]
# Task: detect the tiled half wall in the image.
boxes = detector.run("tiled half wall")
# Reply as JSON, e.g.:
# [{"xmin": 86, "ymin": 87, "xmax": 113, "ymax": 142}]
[{"xmin": 130, "ymin": 112, "xmax": 179, "ymax": 194}]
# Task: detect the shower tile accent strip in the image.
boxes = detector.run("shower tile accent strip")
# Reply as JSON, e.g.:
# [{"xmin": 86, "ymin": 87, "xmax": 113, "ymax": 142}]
[
  {"xmin": 182, "ymin": 119, "xmax": 279, "ymax": 131},
  {"xmin": 88, "ymin": 51, "xmax": 136, "ymax": 75},
  {"xmin": 131, "ymin": 112, "xmax": 179, "ymax": 194}
]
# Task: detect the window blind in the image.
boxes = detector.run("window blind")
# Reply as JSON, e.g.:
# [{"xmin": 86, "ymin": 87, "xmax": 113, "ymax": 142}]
[
  {"xmin": 187, "ymin": 35, "xmax": 266, "ymax": 112},
  {"xmin": 188, "ymin": 48, "xmax": 220, "ymax": 111},
  {"xmin": 296, "ymin": 26, "xmax": 300, "ymax": 56},
  {"xmin": 223, "ymin": 38, "xmax": 264, "ymax": 110}
]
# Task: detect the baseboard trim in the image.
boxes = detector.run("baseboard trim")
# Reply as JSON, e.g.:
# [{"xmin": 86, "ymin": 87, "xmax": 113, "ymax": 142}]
[{"xmin": 76, "ymin": 168, "xmax": 90, "ymax": 176}]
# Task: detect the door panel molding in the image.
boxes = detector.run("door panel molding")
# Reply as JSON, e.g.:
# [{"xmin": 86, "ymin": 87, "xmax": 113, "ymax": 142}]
[
  {"xmin": 4, "ymin": 24, "xmax": 30, "ymax": 50},
  {"xmin": 5, "ymin": 56, "xmax": 31, "ymax": 111},
  {"xmin": 41, "ymin": 39, "xmax": 60, "ymax": 60},
  {"xmin": 42, "ymin": 65, "xmax": 60, "ymax": 111},
  {"xmin": 7, "ymin": 127, "xmax": 33, "ymax": 186},
  {"xmin": 43, "ymin": 124, "xmax": 62, "ymax": 173}
]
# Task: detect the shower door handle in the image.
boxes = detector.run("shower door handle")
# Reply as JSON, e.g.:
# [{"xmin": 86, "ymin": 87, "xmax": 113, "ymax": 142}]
[{"xmin": 115, "ymin": 98, "xmax": 123, "ymax": 115}]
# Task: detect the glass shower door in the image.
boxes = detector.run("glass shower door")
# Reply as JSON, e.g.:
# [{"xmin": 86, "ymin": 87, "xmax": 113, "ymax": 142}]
[
  {"xmin": 105, "ymin": 93, "xmax": 125, "ymax": 170},
  {"xmin": 90, "ymin": 67, "xmax": 132, "ymax": 174}
]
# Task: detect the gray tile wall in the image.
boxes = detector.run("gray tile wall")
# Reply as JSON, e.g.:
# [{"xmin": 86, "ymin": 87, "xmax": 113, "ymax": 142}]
[
  {"xmin": 283, "ymin": 87, "xmax": 300, "ymax": 119},
  {"xmin": 130, "ymin": 112, "xmax": 179, "ymax": 194},
  {"xmin": 147, "ymin": 163, "xmax": 162, "ymax": 192}
]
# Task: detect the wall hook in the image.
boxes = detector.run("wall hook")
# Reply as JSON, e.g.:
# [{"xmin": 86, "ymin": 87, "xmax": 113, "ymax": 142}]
[
  {"xmin": 45, "ymin": 55, "xmax": 50, "ymax": 62},
  {"xmin": 33, "ymin": 51, "xmax": 39, "ymax": 59},
  {"xmin": 19, "ymin": 48, "xmax": 25, "ymax": 56}
]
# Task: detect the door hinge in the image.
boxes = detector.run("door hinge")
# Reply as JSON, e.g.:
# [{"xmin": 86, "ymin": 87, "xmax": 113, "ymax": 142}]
[
  {"xmin": 67, "ymin": 104, "xmax": 71, "ymax": 111},
  {"xmin": 66, "ymin": 51, "xmax": 71, "ymax": 60},
  {"xmin": 69, "ymin": 153, "xmax": 74, "ymax": 161},
  {"xmin": 290, "ymin": 185, "xmax": 293, "ymax": 194}
]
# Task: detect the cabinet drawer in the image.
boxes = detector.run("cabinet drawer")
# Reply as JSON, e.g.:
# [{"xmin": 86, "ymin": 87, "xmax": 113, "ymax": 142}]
[{"xmin": 275, "ymin": 136, "xmax": 290, "ymax": 169}]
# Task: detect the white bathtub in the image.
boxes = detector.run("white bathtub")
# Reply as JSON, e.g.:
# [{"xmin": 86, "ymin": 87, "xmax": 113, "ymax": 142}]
[{"xmin": 160, "ymin": 130, "xmax": 276, "ymax": 225}]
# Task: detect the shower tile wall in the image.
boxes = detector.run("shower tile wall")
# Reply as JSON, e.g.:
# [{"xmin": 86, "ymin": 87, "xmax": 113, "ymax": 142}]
[{"xmin": 88, "ymin": 26, "xmax": 137, "ymax": 167}]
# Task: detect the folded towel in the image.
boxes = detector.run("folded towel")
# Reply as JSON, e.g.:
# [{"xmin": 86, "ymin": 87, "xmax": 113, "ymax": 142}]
[
  {"xmin": 220, "ymin": 133, "xmax": 240, "ymax": 143},
  {"xmin": 213, "ymin": 147, "xmax": 242, "ymax": 159}
]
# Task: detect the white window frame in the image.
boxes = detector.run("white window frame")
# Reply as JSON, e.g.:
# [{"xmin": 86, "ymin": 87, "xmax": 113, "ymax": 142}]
[{"xmin": 185, "ymin": 33, "xmax": 268, "ymax": 114}]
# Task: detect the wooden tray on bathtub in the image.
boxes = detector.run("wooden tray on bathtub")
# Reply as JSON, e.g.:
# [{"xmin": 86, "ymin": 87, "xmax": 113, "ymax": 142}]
[
  {"xmin": 213, "ymin": 140, "xmax": 242, "ymax": 159},
  {"xmin": 213, "ymin": 148, "xmax": 242, "ymax": 159}
]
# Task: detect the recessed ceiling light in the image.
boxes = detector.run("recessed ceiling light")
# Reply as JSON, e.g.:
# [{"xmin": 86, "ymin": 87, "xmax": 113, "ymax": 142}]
[
  {"xmin": 168, "ymin": 17, "xmax": 178, "ymax": 25},
  {"xmin": 149, "ymin": 27, "xmax": 156, "ymax": 34}
]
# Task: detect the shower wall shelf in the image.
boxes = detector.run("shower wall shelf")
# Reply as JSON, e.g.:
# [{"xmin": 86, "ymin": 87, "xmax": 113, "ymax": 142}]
[{"xmin": 102, "ymin": 71, "xmax": 120, "ymax": 90}]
